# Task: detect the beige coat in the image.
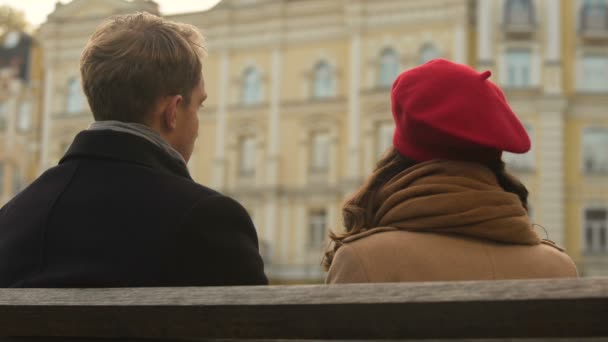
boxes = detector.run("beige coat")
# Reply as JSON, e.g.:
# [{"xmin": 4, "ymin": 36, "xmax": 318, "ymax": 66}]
[
  {"xmin": 326, "ymin": 160, "xmax": 578, "ymax": 283},
  {"xmin": 326, "ymin": 228, "xmax": 577, "ymax": 283}
]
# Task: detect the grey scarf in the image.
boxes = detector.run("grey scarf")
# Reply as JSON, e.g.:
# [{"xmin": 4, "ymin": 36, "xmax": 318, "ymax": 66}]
[{"xmin": 88, "ymin": 120, "xmax": 188, "ymax": 167}]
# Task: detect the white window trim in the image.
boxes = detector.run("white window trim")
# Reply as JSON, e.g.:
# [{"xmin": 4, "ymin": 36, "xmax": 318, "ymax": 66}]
[
  {"xmin": 241, "ymin": 66, "xmax": 265, "ymax": 105},
  {"xmin": 500, "ymin": 0, "xmax": 539, "ymax": 27},
  {"xmin": 581, "ymin": 125, "xmax": 608, "ymax": 175},
  {"xmin": 576, "ymin": 0, "xmax": 608, "ymax": 32},
  {"xmin": 418, "ymin": 42, "xmax": 442, "ymax": 65},
  {"xmin": 306, "ymin": 54, "xmax": 339, "ymax": 99},
  {"xmin": 575, "ymin": 49, "xmax": 608, "ymax": 93},
  {"xmin": 300, "ymin": 116, "xmax": 339, "ymax": 185},
  {"xmin": 499, "ymin": 43, "xmax": 541, "ymax": 89},
  {"xmin": 228, "ymin": 120, "xmax": 264, "ymax": 188},
  {"xmin": 310, "ymin": 131, "xmax": 331, "ymax": 174},
  {"xmin": 307, "ymin": 207, "xmax": 328, "ymax": 249},
  {"xmin": 66, "ymin": 76, "xmax": 85, "ymax": 115},
  {"xmin": 375, "ymin": 120, "xmax": 394, "ymax": 157},
  {"xmin": 377, "ymin": 46, "xmax": 401, "ymax": 88},
  {"xmin": 581, "ymin": 205, "xmax": 608, "ymax": 255},
  {"xmin": 504, "ymin": 122, "xmax": 536, "ymax": 172}
]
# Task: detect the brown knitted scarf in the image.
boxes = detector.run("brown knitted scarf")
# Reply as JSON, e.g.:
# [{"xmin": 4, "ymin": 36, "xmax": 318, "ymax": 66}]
[{"xmin": 370, "ymin": 160, "xmax": 541, "ymax": 245}]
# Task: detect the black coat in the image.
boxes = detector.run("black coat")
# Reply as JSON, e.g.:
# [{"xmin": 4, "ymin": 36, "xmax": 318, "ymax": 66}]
[{"xmin": 0, "ymin": 130, "xmax": 268, "ymax": 287}]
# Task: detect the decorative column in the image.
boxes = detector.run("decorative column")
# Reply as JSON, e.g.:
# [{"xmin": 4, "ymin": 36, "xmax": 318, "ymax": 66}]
[
  {"xmin": 39, "ymin": 59, "xmax": 54, "ymax": 174},
  {"xmin": 452, "ymin": 23, "xmax": 467, "ymax": 64},
  {"xmin": 538, "ymin": 102, "xmax": 566, "ymax": 246},
  {"xmin": 212, "ymin": 49, "xmax": 230, "ymax": 189},
  {"xmin": 347, "ymin": 30, "xmax": 362, "ymax": 182},
  {"xmin": 545, "ymin": 0, "xmax": 562, "ymax": 95},
  {"xmin": 477, "ymin": 0, "xmax": 494, "ymax": 66},
  {"xmin": 538, "ymin": 2, "xmax": 565, "ymax": 246},
  {"xmin": 264, "ymin": 45, "xmax": 283, "ymax": 263}
]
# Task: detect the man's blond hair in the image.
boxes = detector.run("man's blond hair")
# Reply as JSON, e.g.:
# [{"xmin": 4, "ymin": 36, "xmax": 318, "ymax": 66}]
[{"xmin": 80, "ymin": 12, "xmax": 206, "ymax": 123}]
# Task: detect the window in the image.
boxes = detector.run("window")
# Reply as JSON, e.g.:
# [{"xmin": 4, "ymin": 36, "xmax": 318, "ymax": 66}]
[
  {"xmin": 419, "ymin": 44, "xmax": 440, "ymax": 64},
  {"xmin": 583, "ymin": 127, "xmax": 608, "ymax": 174},
  {"xmin": 379, "ymin": 48, "xmax": 400, "ymax": 88},
  {"xmin": 13, "ymin": 168, "xmax": 23, "ymax": 195},
  {"xmin": 239, "ymin": 136, "xmax": 256, "ymax": 177},
  {"xmin": 308, "ymin": 209, "xmax": 327, "ymax": 248},
  {"xmin": 313, "ymin": 61, "xmax": 334, "ymax": 99},
  {"xmin": 0, "ymin": 102, "xmax": 6, "ymax": 129},
  {"xmin": 18, "ymin": 102, "xmax": 32, "ymax": 132},
  {"xmin": 376, "ymin": 122, "xmax": 394, "ymax": 157},
  {"xmin": 242, "ymin": 67, "xmax": 262, "ymax": 105},
  {"xmin": 580, "ymin": 56, "xmax": 608, "ymax": 92},
  {"xmin": 0, "ymin": 163, "xmax": 4, "ymax": 196},
  {"xmin": 66, "ymin": 77, "xmax": 85, "ymax": 115},
  {"xmin": 504, "ymin": 124, "xmax": 535, "ymax": 171},
  {"xmin": 505, "ymin": 50, "xmax": 531, "ymax": 88},
  {"xmin": 505, "ymin": 0, "xmax": 535, "ymax": 27},
  {"xmin": 581, "ymin": 0, "xmax": 608, "ymax": 32},
  {"xmin": 584, "ymin": 208, "xmax": 608, "ymax": 254},
  {"xmin": 310, "ymin": 131, "xmax": 330, "ymax": 173}
]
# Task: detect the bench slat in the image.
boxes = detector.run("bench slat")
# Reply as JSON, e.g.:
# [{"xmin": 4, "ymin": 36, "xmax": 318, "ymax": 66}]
[{"xmin": 0, "ymin": 278, "xmax": 606, "ymax": 339}]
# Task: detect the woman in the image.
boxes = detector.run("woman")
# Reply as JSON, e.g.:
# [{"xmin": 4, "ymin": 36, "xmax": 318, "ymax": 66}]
[{"xmin": 324, "ymin": 59, "xmax": 577, "ymax": 283}]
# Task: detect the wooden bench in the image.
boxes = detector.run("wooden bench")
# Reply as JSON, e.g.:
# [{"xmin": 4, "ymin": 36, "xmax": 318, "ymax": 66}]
[{"xmin": 0, "ymin": 277, "xmax": 607, "ymax": 341}]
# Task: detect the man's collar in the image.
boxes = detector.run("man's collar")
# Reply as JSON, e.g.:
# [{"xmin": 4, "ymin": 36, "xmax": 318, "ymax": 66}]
[{"xmin": 60, "ymin": 130, "xmax": 193, "ymax": 181}]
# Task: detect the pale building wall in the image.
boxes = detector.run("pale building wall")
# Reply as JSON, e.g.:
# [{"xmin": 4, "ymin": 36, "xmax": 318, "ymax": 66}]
[{"xmin": 2, "ymin": 0, "xmax": 605, "ymax": 281}]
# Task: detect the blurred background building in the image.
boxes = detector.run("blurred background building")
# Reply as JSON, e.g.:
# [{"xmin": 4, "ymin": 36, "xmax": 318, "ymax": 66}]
[
  {"xmin": 0, "ymin": 0, "xmax": 607, "ymax": 282},
  {"xmin": 0, "ymin": 7, "xmax": 43, "ymax": 210}
]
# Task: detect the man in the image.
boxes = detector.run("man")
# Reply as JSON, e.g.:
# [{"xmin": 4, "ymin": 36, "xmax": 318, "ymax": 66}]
[{"xmin": 0, "ymin": 13, "xmax": 268, "ymax": 287}]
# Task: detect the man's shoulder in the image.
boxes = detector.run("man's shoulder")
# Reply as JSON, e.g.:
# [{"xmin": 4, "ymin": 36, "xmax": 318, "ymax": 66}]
[{"xmin": 186, "ymin": 189, "xmax": 250, "ymax": 221}]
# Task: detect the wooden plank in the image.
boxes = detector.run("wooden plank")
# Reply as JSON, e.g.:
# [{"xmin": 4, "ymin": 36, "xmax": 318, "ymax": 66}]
[{"xmin": 0, "ymin": 278, "xmax": 606, "ymax": 340}]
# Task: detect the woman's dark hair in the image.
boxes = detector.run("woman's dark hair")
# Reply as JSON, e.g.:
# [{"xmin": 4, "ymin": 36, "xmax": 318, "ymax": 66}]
[{"xmin": 322, "ymin": 147, "xmax": 529, "ymax": 270}]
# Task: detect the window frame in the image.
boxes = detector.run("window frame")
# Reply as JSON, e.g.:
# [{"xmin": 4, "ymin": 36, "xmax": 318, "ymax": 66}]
[
  {"xmin": 242, "ymin": 66, "xmax": 263, "ymax": 105},
  {"xmin": 378, "ymin": 47, "xmax": 400, "ymax": 88},
  {"xmin": 312, "ymin": 60, "xmax": 335, "ymax": 99},
  {"xmin": 307, "ymin": 208, "xmax": 328, "ymax": 249},
  {"xmin": 504, "ymin": 0, "xmax": 536, "ymax": 28},
  {"xmin": 578, "ymin": 54, "xmax": 608, "ymax": 93},
  {"xmin": 582, "ymin": 126, "xmax": 608, "ymax": 175},
  {"xmin": 504, "ymin": 49, "xmax": 533, "ymax": 89},
  {"xmin": 309, "ymin": 131, "xmax": 331, "ymax": 174},
  {"xmin": 66, "ymin": 77, "xmax": 85, "ymax": 115},
  {"xmin": 238, "ymin": 135, "xmax": 257, "ymax": 178},
  {"xmin": 583, "ymin": 206, "xmax": 608, "ymax": 255},
  {"xmin": 503, "ymin": 123, "xmax": 535, "ymax": 172}
]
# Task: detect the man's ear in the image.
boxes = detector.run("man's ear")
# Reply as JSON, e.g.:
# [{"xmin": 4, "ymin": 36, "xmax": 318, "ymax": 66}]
[{"xmin": 162, "ymin": 95, "xmax": 183, "ymax": 130}]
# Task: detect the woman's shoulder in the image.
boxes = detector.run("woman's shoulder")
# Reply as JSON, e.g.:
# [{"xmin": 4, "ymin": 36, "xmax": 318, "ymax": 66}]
[{"xmin": 536, "ymin": 239, "xmax": 579, "ymax": 276}]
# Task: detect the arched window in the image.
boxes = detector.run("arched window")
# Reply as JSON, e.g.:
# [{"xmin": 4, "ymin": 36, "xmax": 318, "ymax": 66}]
[
  {"xmin": 378, "ymin": 48, "xmax": 400, "ymax": 88},
  {"xmin": 242, "ymin": 67, "xmax": 262, "ymax": 105},
  {"xmin": 505, "ymin": 0, "xmax": 535, "ymax": 26},
  {"xmin": 419, "ymin": 44, "xmax": 440, "ymax": 64},
  {"xmin": 66, "ymin": 77, "xmax": 84, "ymax": 115},
  {"xmin": 313, "ymin": 61, "xmax": 333, "ymax": 99}
]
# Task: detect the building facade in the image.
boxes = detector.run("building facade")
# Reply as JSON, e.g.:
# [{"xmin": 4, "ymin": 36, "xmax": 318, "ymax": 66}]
[
  {"xmin": 0, "ymin": 30, "xmax": 43, "ymax": 206},
  {"xmin": 0, "ymin": 0, "xmax": 606, "ymax": 282}
]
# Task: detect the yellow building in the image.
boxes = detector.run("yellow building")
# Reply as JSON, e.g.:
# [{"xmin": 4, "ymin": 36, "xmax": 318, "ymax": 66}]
[
  {"xmin": 0, "ymin": 30, "xmax": 43, "ymax": 206},
  {"xmin": 2, "ymin": 0, "xmax": 607, "ymax": 281}
]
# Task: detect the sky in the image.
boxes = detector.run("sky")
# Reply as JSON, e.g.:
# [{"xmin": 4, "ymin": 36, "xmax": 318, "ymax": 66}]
[{"xmin": 1, "ymin": 0, "xmax": 223, "ymax": 28}]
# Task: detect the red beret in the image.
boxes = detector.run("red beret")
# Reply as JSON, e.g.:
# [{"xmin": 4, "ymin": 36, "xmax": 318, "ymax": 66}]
[{"xmin": 391, "ymin": 59, "xmax": 531, "ymax": 162}]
